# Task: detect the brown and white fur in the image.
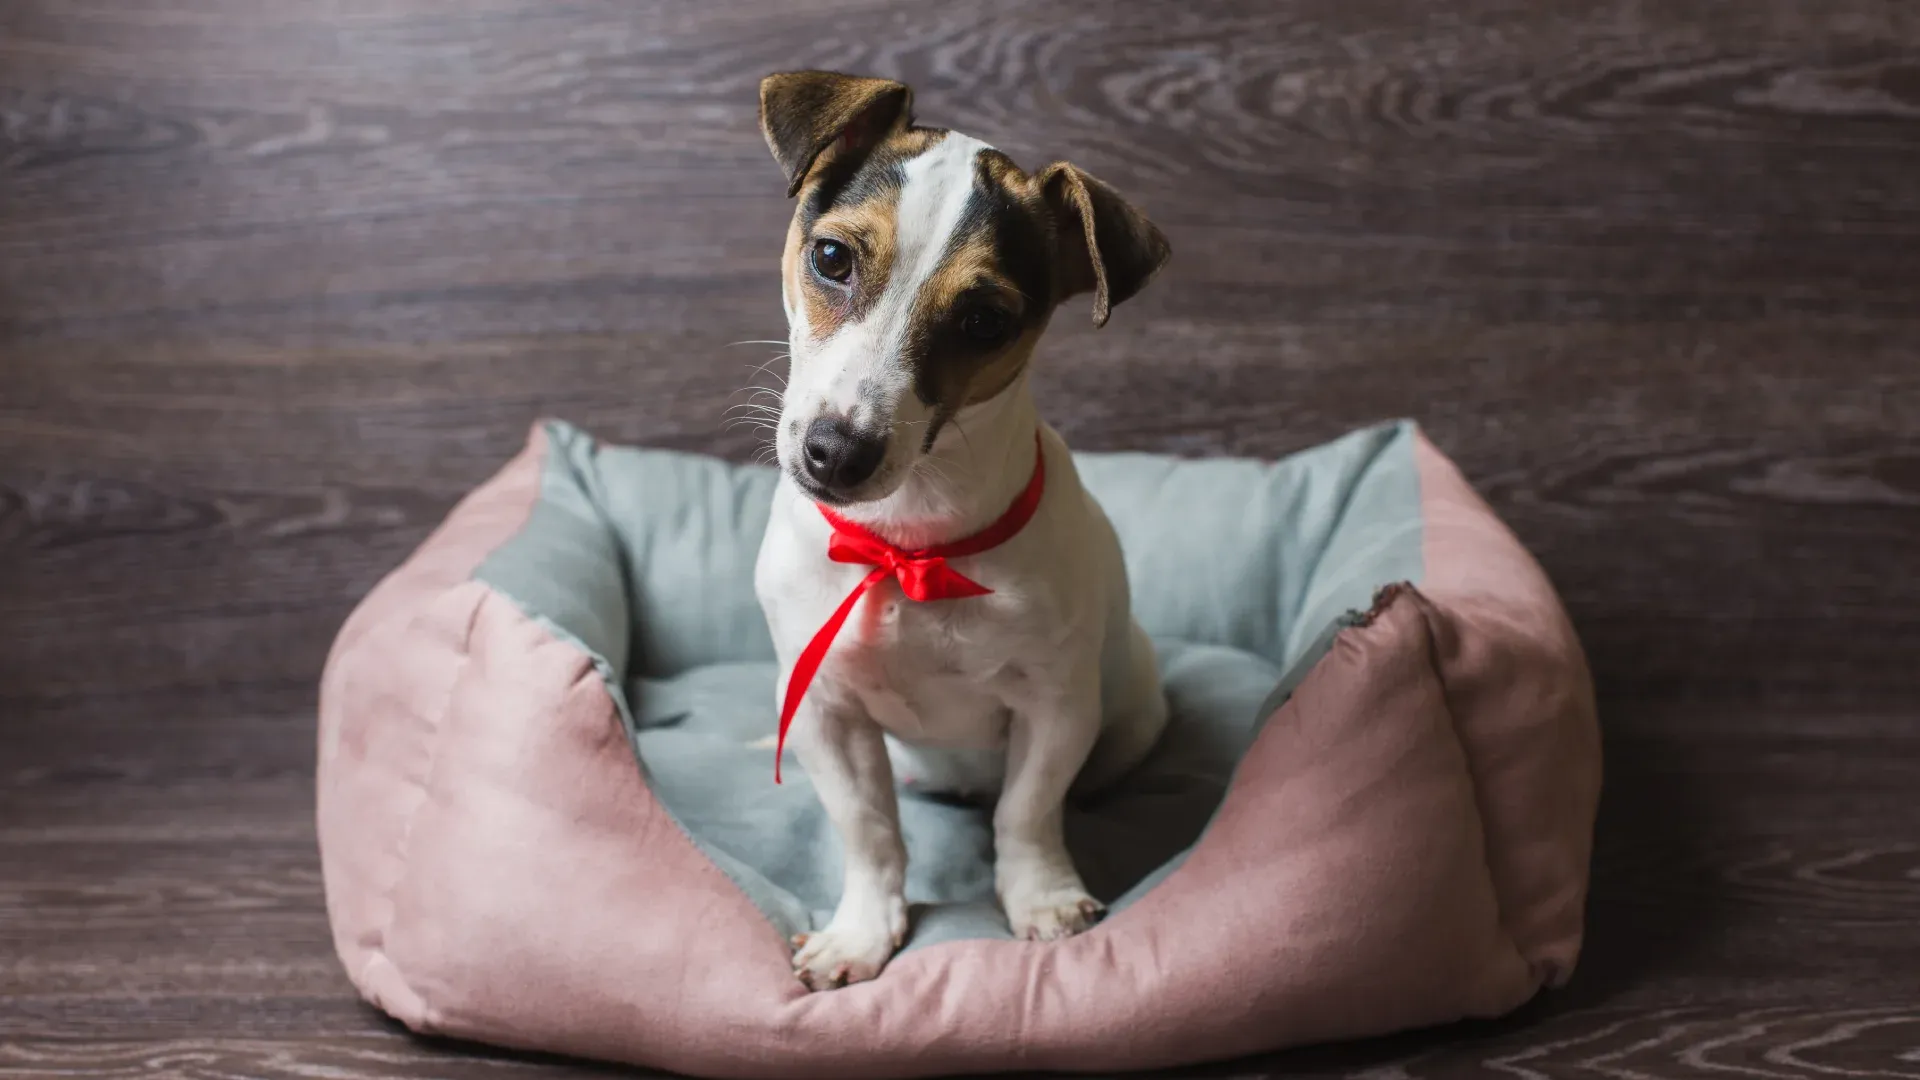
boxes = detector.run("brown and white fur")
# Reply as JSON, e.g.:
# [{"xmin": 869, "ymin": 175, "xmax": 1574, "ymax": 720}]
[{"xmin": 751, "ymin": 71, "xmax": 1171, "ymax": 991}]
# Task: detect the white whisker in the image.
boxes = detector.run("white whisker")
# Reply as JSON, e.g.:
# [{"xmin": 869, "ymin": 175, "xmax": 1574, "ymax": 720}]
[
  {"xmin": 726, "ymin": 385, "xmax": 786, "ymax": 408},
  {"xmin": 739, "ymin": 354, "xmax": 791, "ymax": 391}
]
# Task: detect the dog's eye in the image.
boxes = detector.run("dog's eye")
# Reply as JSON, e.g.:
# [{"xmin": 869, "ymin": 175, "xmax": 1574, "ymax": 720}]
[
  {"xmin": 811, "ymin": 239, "xmax": 854, "ymax": 283},
  {"xmin": 959, "ymin": 308, "xmax": 1012, "ymax": 345}
]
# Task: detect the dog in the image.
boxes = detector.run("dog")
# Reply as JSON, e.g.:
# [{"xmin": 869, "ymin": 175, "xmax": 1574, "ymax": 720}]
[{"xmin": 751, "ymin": 71, "xmax": 1172, "ymax": 991}]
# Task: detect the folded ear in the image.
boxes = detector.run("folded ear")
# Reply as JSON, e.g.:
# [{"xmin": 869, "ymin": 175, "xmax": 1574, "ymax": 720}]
[
  {"xmin": 1037, "ymin": 163, "xmax": 1171, "ymax": 326},
  {"xmin": 759, "ymin": 71, "xmax": 914, "ymax": 198}
]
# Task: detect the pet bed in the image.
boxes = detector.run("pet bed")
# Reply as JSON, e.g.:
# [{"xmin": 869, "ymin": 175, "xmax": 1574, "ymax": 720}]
[{"xmin": 317, "ymin": 419, "xmax": 1599, "ymax": 1078}]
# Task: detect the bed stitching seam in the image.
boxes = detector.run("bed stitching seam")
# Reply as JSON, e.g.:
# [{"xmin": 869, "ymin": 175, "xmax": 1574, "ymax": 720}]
[
  {"xmin": 358, "ymin": 571, "xmax": 487, "ymax": 1033},
  {"xmin": 1408, "ymin": 588, "xmax": 1539, "ymax": 1000}
]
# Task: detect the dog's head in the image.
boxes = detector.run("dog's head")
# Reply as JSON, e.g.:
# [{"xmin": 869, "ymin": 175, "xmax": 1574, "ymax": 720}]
[{"xmin": 758, "ymin": 71, "xmax": 1170, "ymax": 506}]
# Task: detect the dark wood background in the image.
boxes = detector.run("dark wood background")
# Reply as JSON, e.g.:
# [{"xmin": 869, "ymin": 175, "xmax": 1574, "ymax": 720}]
[{"xmin": 3, "ymin": 1, "xmax": 1918, "ymax": 1076}]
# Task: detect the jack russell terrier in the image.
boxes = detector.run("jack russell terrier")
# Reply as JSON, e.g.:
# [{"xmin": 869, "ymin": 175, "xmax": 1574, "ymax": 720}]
[{"xmin": 751, "ymin": 71, "xmax": 1172, "ymax": 991}]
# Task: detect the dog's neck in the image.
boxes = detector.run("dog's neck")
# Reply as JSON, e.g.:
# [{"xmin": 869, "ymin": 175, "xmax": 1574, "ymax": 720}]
[{"xmin": 828, "ymin": 375, "xmax": 1041, "ymax": 551}]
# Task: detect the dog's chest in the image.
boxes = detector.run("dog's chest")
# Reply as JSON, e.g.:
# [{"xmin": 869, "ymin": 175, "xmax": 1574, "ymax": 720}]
[{"xmin": 824, "ymin": 580, "xmax": 1041, "ymax": 747}]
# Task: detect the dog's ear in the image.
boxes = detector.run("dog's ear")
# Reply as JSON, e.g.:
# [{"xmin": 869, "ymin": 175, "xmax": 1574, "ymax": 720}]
[
  {"xmin": 1037, "ymin": 163, "xmax": 1171, "ymax": 327},
  {"xmin": 759, "ymin": 71, "xmax": 914, "ymax": 198}
]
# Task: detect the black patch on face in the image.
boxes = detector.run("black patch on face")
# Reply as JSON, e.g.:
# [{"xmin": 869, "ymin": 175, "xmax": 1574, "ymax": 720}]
[
  {"xmin": 906, "ymin": 157, "xmax": 1055, "ymax": 410},
  {"xmin": 920, "ymin": 402, "xmax": 954, "ymax": 452},
  {"xmin": 976, "ymin": 181, "xmax": 1053, "ymax": 318},
  {"xmin": 800, "ymin": 148, "xmax": 902, "ymax": 233},
  {"xmin": 910, "ymin": 317, "xmax": 946, "ymax": 410}
]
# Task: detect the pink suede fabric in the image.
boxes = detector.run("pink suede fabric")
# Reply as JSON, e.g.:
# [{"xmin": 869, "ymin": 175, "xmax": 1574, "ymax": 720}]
[
  {"xmin": 316, "ymin": 424, "xmax": 1600, "ymax": 1077},
  {"xmin": 1411, "ymin": 433, "xmax": 1602, "ymax": 988},
  {"xmin": 318, "ymin": 427, "xmax": 553, "ymax": 1024}
]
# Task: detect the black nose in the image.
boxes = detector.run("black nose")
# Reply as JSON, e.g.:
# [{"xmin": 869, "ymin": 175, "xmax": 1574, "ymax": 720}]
[{"xmin": 802, "ymin": 416, "xmax": 887, "ymax": 490}]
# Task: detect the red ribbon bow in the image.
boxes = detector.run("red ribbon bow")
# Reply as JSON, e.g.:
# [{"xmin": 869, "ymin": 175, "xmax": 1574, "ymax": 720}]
[{"xmin": 774, "ymin": 432, "xmax": 1046, "ymax": 782}]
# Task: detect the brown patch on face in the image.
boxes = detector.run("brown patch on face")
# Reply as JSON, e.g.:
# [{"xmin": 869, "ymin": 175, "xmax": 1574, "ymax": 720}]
[
  {"xmin": 784, "ymin": 127, "xmax": 948, "ymax": 345},
  {"xmin": 900, "ymin": 153, "xmax": 1060, "ymax": 424},
  {"xmin": 791, "ymin": 199, "xmax": 898, "ymax": 342},
  {"xmin": 963, "ymin": 324, "xmax": 1045, "ymax": 404},
  {"xmin": 908, "ymin": 230, "xmax": 1043, "ymax": 411}
]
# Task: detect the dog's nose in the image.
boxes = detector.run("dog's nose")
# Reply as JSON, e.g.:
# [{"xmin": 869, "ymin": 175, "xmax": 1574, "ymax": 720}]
[{"xmin": 802, "ymin": 416, "xmax": 886, "ymax": 490}]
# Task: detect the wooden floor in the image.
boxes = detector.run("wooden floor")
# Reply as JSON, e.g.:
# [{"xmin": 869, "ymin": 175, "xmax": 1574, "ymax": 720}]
[{"xmin": 4, "ymin": 1, "xmax": 1919, "ymax": 1076}]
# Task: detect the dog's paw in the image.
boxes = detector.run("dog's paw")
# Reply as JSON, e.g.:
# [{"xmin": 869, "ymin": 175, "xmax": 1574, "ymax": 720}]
[
  {"xmin": 790, "ymin": 905, "xmax": 906, "ymax": 991},
  {"xmin": 1006, "ymin": 889, "xmax": 1106, "ymax": 942}
]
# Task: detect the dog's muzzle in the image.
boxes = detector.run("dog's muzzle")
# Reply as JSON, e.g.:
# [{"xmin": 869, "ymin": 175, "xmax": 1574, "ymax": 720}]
[{"xmin": 801, "ymin": 416, "xmax": 887, "ymax": 493}]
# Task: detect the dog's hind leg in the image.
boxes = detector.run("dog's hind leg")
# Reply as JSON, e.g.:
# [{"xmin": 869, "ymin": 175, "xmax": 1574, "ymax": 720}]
[
  {"xmin": 786, "ymin": 694, "xmax": 910, "ymax": 990},
  {"xmin": 1073, "ymin": 620, "xmax": 1170, "ymax": 798}
]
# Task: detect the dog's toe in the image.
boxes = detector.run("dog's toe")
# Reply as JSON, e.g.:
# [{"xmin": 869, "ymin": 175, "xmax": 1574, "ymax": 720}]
[
  {"xmin": 1008, "ymin": 890, "xmax": 1106, "ymax": 942},
  {"xmin": 791, "ymin": 923, "xmax": 895, "ymax": 991}
]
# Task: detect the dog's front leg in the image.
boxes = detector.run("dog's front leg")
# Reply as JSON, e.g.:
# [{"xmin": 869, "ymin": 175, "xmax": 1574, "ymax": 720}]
[
  {"xmin": 994, "ymin": 667, "xmax": 1105, "ymax": 941},
  {"xmin": 787, "ymin": 691, "xmax": 909, "ymax": 990}
]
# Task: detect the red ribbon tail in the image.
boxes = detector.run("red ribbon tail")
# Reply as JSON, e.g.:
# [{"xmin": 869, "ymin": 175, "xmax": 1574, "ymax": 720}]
[{"xmin": 775, "ymin": 566, "xmax": 890, "ymax": 783}]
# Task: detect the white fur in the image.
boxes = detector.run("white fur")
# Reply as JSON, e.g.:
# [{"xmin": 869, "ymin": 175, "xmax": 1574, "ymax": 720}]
[{"xmin": 757, "ymin": 136, "xmax": 1167, "ymax": 990}]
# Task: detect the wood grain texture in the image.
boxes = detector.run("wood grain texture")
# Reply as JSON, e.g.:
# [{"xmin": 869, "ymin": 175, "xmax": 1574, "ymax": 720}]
[{"xmin": 2, "ymin": 0, "xmax": 1918, "ymax": 1076}]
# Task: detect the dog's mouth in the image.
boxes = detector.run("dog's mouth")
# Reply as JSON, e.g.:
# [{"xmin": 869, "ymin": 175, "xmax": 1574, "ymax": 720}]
[
  {"xmin": 788, "ymin": 465, "xmax": 856, "ymax": 507},
  {"xmin": 784, "ymin": 450, "xmax": 911, "ymax": 507}
]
